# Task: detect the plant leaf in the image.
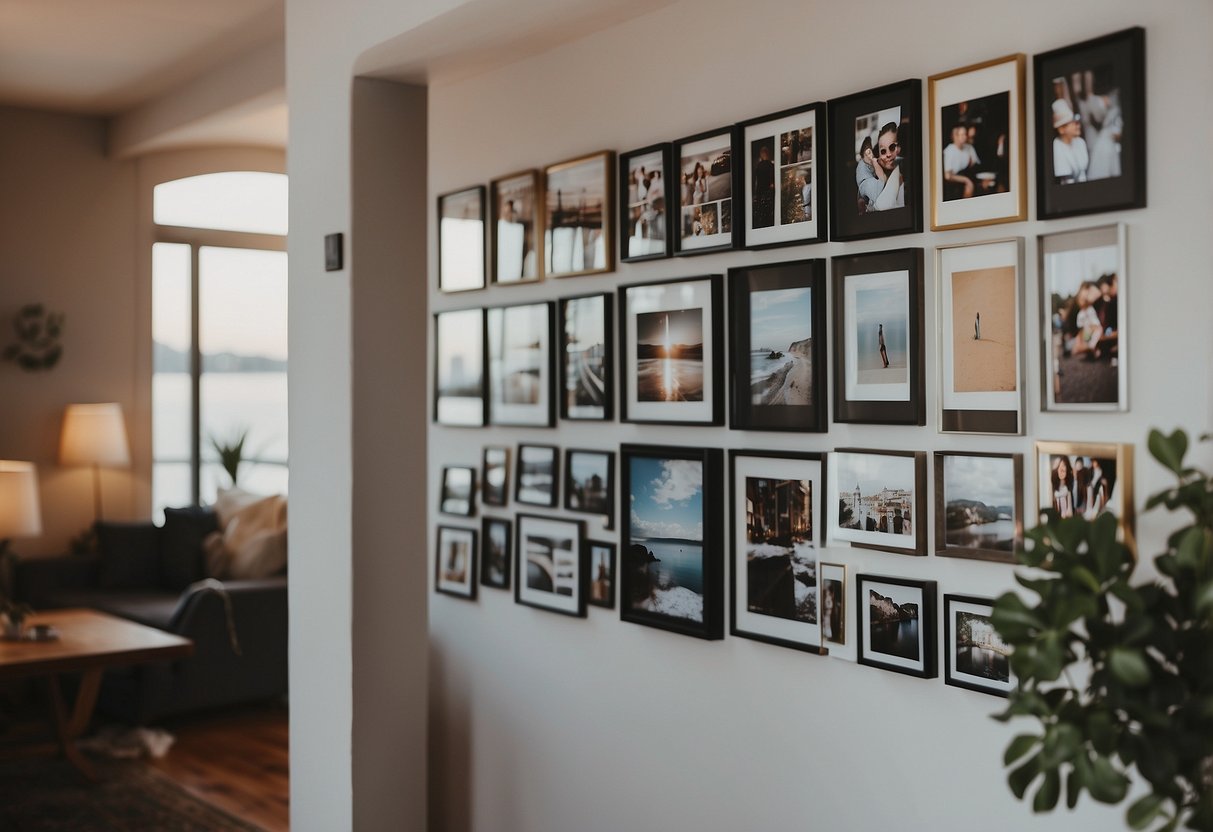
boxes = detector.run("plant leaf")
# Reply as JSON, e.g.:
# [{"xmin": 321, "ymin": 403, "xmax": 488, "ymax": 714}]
[
  {"xmin": 1033, "ymin": 769, "xmax": 1061, "ymax": 813},
  {"xmin": 1005, "ymin": 734, "xmax": 1039, "ymax": 766},
  {"xmin": 1009, "ymin": 753, "xmax": 1042, "ymax": 800},
  {"xmin": 1108, "ymin": 646, "xmax": 1151, "ymax": 687},
  {"xmin": 1148, "ymin": 428, "xmax": 1188, "ymax": 475},
  {"xmin": 1126, "ymin": 794, "xmax": 1165, "ymax": 829}
]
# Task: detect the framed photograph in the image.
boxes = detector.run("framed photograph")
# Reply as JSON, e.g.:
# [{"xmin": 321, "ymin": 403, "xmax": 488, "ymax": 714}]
[
  {"xmin": 544, "ymin": 151, "xmax": 615, "ymax": 278},
  {"xmin": 832, "ymin": 249, "xmax": 925, "ymax": 425},
  {"xmin": 944, "ymin": 594, "xmax": 1013, "ymax": 697},
  {"xmin": 515, "ymin": 444, "xmax": 559, "ymax": 508},
  {"xmin": 1035, "ymin": 27, "xmax": 1145, "ymax": 220},
  {"xmin": 439, "ymin": 465, "xmax": 476, "ymax": 517},
  {"xmin": 619, "ymin": 144, "xmax": 673, "ymax": 262},
  {"xmin": 729, "ymin": 450, "xmax": 826, "ymax": 654},
  {"xmin": 856, "ymin": 574, "xmax": 937, "ymax": 679},
  {"xmin": 937, "ymin": 238, "xmax": 1025, "ymax": 435},
  {"xmin": 620, "ymin": 444, "xmax": 724, "ymax": 640},
  {"xmin": 740, "ymin": 102, "xmax": 827, "ymax": 248},
  {"xmin": 435, "ymin": 525, "xmax": 477, "ymax": 600},
  {"xmin": 482, "ymin": 446, "xmax": 509, "ymax": 507},
  {"xmin": 564, "ymin": 449, "xmax": 615, "ymax": 528},
  {"xmin": 827, "ymin": 448, "xmax": 927, "ymax": 557},
  {"xmin": 928, "ymin": 54, "xmax": 1027, "ymax": 231},
  {"xmin": 487, "ymin": 301, "xmax": 555, "ymax": 427},
  {"xmin": 619, "ymin": 275, "xmax": 724, "ymax": 426},
  {"xmin": 437, "ymin": 186, "xmax": 486, "ymax": 293},
  {"xmin": 934, "ymin": 451, "xmax": 1024, "ymax": 563},
  {"xmin": 433, "ymin": 308, "xmax": 485, "ymax": 427},
  {"xmin": 1035, "ymin": 441, "xmax": 1135, "ymax": 553},
  {"xmin": 558, "ymin": 293, "xmax": 613, "ymax": 421},
  {"xmin": 481, "ymin": 516, "xmax": 512, "ymax": 590},
  {"xmin": 819, "ymin": 562, "xmax": 846, "ymax": 645},
  {"xmin": 491, "ymin": 170, "xmax": 541, "ymax": 285},
  {"xmin": 728, "ymin": 258, "xmax": 827, "ymax": 432},
  {"xmin": 514, "ymin": 514, "xmax": 587, "ymax": 618},
  {"xmin": 588, "ymin": 540, "xmax": 616, "ymax": 609},
  {"xmin": 672, "ymin": 127, "xmax": 738, "ymax": 255},
  {"xmin": 828, "ymin": 80, "xmax": 923, "ymax": 241},
  {"xmin": 1039, "ymin": 224, "xmax": 1127, "ymax": 411}
]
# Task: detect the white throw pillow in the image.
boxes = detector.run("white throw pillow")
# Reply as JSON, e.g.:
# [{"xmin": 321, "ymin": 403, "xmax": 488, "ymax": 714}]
[{"xmin": 204, "ymin": 492, "xmax": 288, "ymax": 579}]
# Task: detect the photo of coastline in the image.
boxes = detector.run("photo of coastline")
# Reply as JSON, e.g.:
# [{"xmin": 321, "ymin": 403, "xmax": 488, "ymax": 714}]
[
  {"xmin": 563, "ymin": 294, "xmax": 608, "ymax": 418},
  {"xmin": 950, "ymin": 266, "xmax": 1017, "ymax": 393},
  {"xmin": 942, "ymin": 454, "xmax": 1017, "ymax": 552},
  {"xmin": 635, "ymin": 307, "xmax": 704, "ymax": 403},
  {"xmin": 954, "ymin": 608, "xmax": 1010, "ymax": 683},
  {"xmin": 867, "ymin": 583, "xmax": 921, "ymax": 662},
  {"xmin": 744, "ymin": 475, "xmax": 816, "ymax": 624},
  {"xmin": 625, "ymin": 456, "xmax": 706, "ymax": 623},
  {"xmin": 853, "ymin": 280, "xmax": 908, "ymax": 386},
  {"xmin": 749, "ymin": 286, "xmax": 813, "ymax": 408}
]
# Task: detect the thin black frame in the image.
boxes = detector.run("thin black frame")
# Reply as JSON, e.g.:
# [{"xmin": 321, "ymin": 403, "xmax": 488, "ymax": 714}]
[
  {"xmin": 671, "ymin": 126, "xmax": 741, "ymax": 256},
  {"xmin": 439, "ymin": 465, "xmax": 477, "ymax": 517},
  {"xmin": 514, "ymin": 443, "xmax": 559, "ymax": 508},
  {"xmin": 437, "ymin": 186, "xmax": 486, "ymax": 293},
  {"xmin": 933, "ymin": 451, "xmax": 1024, "ymax": 563},
  {"xmin": 543, "ymin": 150, "xmax": 616, "ymax": 279},
  {"xmin": 728, "ymin": 449, "xmax": 828, "ymax": 655},
  {"xmin": 728, "ymin": 258, "xmax": 827, "ymax": 432},
  {"xmin": 1034, "ymin": 27, "xmax": 1146, "ymax": 220},
  {"xmin": 433, "ymin": 308, "xmax": 486, "ymax": 427},
  {"xmin": 435, "ymin": 525, "xmax": 478, "ymax": 600},
  {"xmin": 486, "ymin": 300, "xmax": 556, "ymax": 428},
  {"xmin": 480, "ymin": 516, "xmax": 513, "ymax": 590},
  {"xmin": 482, "ymin": 446, "xmax": 509, "ymax": 507},
  {"xmin": 563, "ymin": 448, "xmax": 615, "ymax": 529},
  {"xmin": 618, "ymin": 143, "xmax": 674, "ymax": 262},
  {"xmin": 558, "ymin": 293, "xmax": 615, "ymax": 422},
  {"xmin": 828, "ymin": 79, "xmax": 923, "ymax": 242},
  {"xmin": 738, "ymin": 101, "xmax": 829, "ymax": 249},
  {"xmin": 829, "ymin": 448, "xmax": 928, "ymax": 557},
  {"xmin": 513, "ymin": 513, "xmax": 587, "ymax": 618},
  {"xmin": 620, "ymin": 444, "xmax": 724, "ymax": 640},
  {"xmin": 856, "ymin": 574, "xmax": 937, "ymax": 679},
  {"xmin": 489, "ymin": 169, "xmax": 542, "ymax": 285},
  {"xmin": 618, "ymin": 274, "xmax": 725, "ymax": 426},
  {"xmin": 832, "ymin": 248, "xmax": 925, "ymax": 425},
  {"xmin": 944, "ymin": 594, "xmax": 1011, "ymax": 697},
  {"xmin": 587, "ymin": 540, "xmax": 617, "ymax": 609}
]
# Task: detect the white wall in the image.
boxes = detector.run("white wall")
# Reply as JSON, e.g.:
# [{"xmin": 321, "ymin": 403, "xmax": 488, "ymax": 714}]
[{"xmin": 286, "ymin": 0, "xmax": 1213, "ymax": 829}]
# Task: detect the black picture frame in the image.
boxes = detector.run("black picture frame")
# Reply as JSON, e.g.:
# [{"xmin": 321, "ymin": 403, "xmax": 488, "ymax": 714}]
[
  {"xmin": 832, "ymin": 248, "xmax": 925, "ymax": 425},
  {"xmin": 620, "ymin": 444, "xmax": 724, "ymax": 640},
  {"xmin": 439, "ymin": 465, "xmax": 476, "ymax": 517},
  {"xmin": 514, "ymin": 513, "xmax": 587, "ymax": 618},
  {"xmin": 486, "ymin": 300, "xmax": 556, "ymax": 428},
  {"xmin": 544, "ymin": 151, "xmax": 616, "ymax": 279},
  {"xmin": 437, "ymin": 186, "xmax": 486, "ymax": 293},
  {"xmin": 490, "ymin": 169, "xmax": 542, "ymax": 285},
  {"xmin": 828, "ymin": 448, "xmax": 928, "ymax": 557},
  {"xmin": 944, "ymin": 594, "xmax": 1013, "ymax": 697},
  {"xmin": 588, "ymin": 540, "xmax": 616, "ymax": 609},
  {"xmin": 1034, "ymin": 27, "xmax": 1146, "ymax": 220},
  {"xmin": 728, "ymin": 258, "xmax": 827, "ymax": 432},
  {"xmin": 738, "ymin": 101, "xmax": 828, "ymax": 249},
  {"xmin": 433, "ymin": 308, "xmax": 486, "ymax": 427},
  {"xmin": 480, "ymin": 516, "xmax": 513, "ymax": 590},
  {"xmin": 934, "ymin": 451, "xmax": 1024, "ymax": 563},
  {"xmin": 558, "ymin": 293, "xmax": 614, "ymax": 422},
  {"xmin": 856, "ymin": 574, "xmax": 937, "ymax": 679},
  {"xmin": 435, "ymin": 525, "xmax": 478, "ymax": 600},
  {"xmin": 728, "ymin": 449, "xmax": 828, "ymax": 654},
  {"xmin": 619, "ymin": 144, "xmax": 674, "ymax": 262},
  {"xmin": 828, "ymin": 79, "xmax": 923, "ymax": 241},
  {"xmin": 515, "ymin": 443, "xmax": 559, "ymax": 508},
  {"xmin": 671, "ymin": 126, "xmax": 740, "ymax": 256},
  {"xmin": 482, "ymin": 446, "xmax": 509, "ymax": 507},
  {"xmin": 563, "ymin": 448, "xmax": 615, "ymax": 529},
  {"xmin": 618, "ymin": 275, "xmax": 725, "ymax": 426}
]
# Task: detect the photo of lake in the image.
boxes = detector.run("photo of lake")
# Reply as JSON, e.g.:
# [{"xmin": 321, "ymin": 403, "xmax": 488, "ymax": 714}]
[
  {"xmin": 867, "ymin": 586, "xmax": 920, "ymax": 662},
  {"xmin": 749, "ymin": 287, "xmax": 813, "ymax": 408},
  {"xmin": 626, "ymin": 455, "xmax": 706, "ymax": 623},
  {"xmin": 954, "ymin": 610, "xmax": 1010, "ymax": 683},
  {"xmin": 942, "ymin": 454, "xmax": 1017, "ymax": 552},
  {"xmin": 635, "ymin": 307, "xmax": 704, "ymax": 402}
]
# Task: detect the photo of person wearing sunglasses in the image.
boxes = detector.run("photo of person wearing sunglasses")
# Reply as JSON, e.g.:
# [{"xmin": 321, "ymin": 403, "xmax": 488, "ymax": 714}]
[{"xmin": 855, "ymin": 119, "xmax": 905, "ymax": 213}]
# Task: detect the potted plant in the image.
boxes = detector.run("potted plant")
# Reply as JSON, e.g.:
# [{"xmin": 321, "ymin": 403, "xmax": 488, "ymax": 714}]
[
  {"xmin": 0, "ymin": 597, "xmax": 33, "ymax": 640},
  {"xmin": 992, "ymin": 429, "xmax": 1213, "ymax": 831},
  {"xmin": 210, "ymin": 428, "xmax": 250, "ymax": 487}
]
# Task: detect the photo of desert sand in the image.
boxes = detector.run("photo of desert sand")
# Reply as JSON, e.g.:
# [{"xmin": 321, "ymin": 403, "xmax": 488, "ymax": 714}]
[{"xmin": 950, "ymin": 266, "xmax": 1017, "ymax": 393}]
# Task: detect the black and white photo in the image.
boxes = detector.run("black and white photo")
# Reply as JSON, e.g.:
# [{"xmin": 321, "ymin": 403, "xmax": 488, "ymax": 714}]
[
  {"xmin": 434, "ymin": 308, "xmax": 485, "ymax": 427},
  {"xmin": 487, "ymin": 301, "xmax": 554, "ymax": 427},
  {"xmin": 559, "ymin": 293, "xmax": 613, "ymax": 421},
  {"xmin": 440, "ymin": 465, "xmax": 476, "ymax": 516},
  {"xmin": 544, "ymin": 151, "xmax": 614, "ymax": 278},
  {"xmin": 514, "ymin": 514, "xmax": 587, "ymax": 617},
  {"xmin": 515, "ymin": 444, "xmax": 559, "ymax": 507}
]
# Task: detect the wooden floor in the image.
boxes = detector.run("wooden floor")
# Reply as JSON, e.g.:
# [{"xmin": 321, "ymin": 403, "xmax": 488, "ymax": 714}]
[{"xmin": 149, "ymin": 702, "xmax": 289, "ymax": 831}]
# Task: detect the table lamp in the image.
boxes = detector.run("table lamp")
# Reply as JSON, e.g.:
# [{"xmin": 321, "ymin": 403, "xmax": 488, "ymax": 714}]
[
  {"xmin": 0, "ymin": 461, "xmax": 42, "ymax": 553},
  {"xmin": 60, "ymin": 402, "xmax": 130, "ymax": 525}
]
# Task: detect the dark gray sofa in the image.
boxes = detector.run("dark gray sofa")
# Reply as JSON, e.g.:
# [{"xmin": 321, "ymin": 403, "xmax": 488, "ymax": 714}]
[{"xmin": 10, "ymin": 507, "xmax": 287, "ymax": 725}]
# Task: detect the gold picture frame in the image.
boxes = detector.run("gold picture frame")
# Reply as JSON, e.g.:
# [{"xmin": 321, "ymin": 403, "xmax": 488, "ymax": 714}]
[
  {"xmin": 542, "ymin": 151, "xmax": 615, "ymax": 279},
  {"xmin": 1034, "ymin": 440, "xmax": 1135, "ymax": 555}
]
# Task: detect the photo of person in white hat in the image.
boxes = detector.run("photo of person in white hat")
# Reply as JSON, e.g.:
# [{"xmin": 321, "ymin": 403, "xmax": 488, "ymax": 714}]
[{"xmin": 1051, "ymin": 97, "xmax": 1089, "ymax": 185}]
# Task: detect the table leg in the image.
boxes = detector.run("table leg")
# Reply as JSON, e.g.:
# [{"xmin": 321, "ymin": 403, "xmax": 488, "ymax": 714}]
[{"xmin": 46, "ymin": 670, "xmax": 101, "ymax": 781}]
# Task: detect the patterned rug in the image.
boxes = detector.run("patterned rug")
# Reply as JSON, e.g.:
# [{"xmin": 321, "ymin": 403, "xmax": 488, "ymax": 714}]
[{"xmin": 0, "ymin": 755, "xmax": 264, "ymax": 831}]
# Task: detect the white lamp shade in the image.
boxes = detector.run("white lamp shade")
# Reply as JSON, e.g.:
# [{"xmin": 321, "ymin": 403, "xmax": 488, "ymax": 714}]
[
  {"xmin": 60, "ymin": 402, "xmax": 131, "ymax": 468},
  {"xmin": 0, "ymin": 461, "xmax": 43, "ymax": 539}
]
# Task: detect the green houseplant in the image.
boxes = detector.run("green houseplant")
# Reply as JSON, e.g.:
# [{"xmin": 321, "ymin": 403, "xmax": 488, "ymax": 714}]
[
  {"xmin": 210, "ymin": 428, "xmax": 250, "ymax": 487},
  {"xmin": 992, "ymin": 429, "xmax": 1213, "ymax": 831}
]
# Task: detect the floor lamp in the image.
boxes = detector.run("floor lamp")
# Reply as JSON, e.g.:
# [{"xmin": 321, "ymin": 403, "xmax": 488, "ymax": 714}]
[{"xmin": 60, "ymin": 403, "xmax": 131, "ymax": 529}]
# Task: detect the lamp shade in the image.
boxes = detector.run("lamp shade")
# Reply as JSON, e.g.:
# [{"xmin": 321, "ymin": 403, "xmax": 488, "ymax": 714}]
[
  {"xmin": 0, "ymin": 461, "xmax": 42, "ymax": 539},
  {"xmin": 60, "ymin": 403, "xmax": 131, "ymax": 468}
]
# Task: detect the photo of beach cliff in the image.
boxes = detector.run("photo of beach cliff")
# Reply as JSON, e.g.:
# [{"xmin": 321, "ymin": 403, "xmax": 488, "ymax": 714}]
[{"xmin": 748, "ymin": 286, "xmax": 813, "ymax": 408}]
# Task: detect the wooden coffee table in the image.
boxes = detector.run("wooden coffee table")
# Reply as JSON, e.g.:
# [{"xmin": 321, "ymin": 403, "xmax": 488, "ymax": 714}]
[{"xmin": 0, "ymin": 608, "xmax": 193, "ymax": 779}]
